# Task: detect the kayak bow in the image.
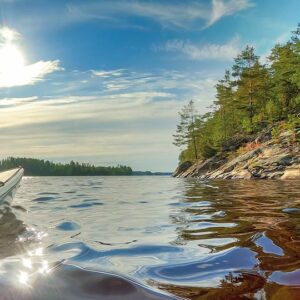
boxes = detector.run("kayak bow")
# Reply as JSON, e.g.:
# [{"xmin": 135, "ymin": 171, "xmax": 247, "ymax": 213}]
[{"xmin": 0, "ymin": 168, "xmax": 24, "ymax": 205}]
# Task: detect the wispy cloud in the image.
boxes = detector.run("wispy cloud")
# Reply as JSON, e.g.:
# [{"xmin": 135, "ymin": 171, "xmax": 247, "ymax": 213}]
[
  {"xmin": 208, "ymin": 0, "xmax": 255, "ymax": 27},
  {"xmin": 0, "ymin": 92, "xmax": 180, "ymax": 170},
  {"xmin": 0, "ymin": 26, "xmax": 20, "ymax": 42},
  {"xmin": 67, "ymin": 0, "xmax": 254, "ymax": 29},
  {"xmin": 91, "ymin": 69, "xmax": 218, "ymax": 101},
  {"xmin": 92, "ymin": 69, "xmax": 126, "ymax": 78},
  {"xmin": 0, "ymin": 67, "xmax": 219, "ymax": 170},
  {"xmin": 0, "ymin": 96, "xmax": 38, "ymax": 107},
  {"xmin": 0, "ymin": 26, "xmax": 61, "ymax": 88},
  {"xmin": 0, "ymin": 60, "xmax": 61, "ymax": 88},
  {"xmin": 158, "ymin": 37, "xmax": 240, "ymax": 61}
]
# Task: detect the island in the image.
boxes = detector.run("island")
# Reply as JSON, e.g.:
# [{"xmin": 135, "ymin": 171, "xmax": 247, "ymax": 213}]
[{"xmin": 0, "ymin": 157, "xmax": 133, "ymax": 176}]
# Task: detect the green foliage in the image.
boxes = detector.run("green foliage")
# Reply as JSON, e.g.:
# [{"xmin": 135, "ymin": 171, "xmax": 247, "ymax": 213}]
[
  {"xmin": 199, "ymin": 144, "xmax": 217, "ymax": 159},
  {"xmin": 265, "ymin": 100, "xmax": 281, "ymax": 122},
  {"xmin": 174, "ymin": 25, "xmax": 300, "ymax": 163},
  {"xmin": 241, "ymin": 117, "xmax": 252, "ymax": 133},
  {"xmin": 286, "ymin": 114, "xmax": 300, "ymax": 131},
  {"xmin": 271, "ymin": 127, "xmax": 281, "ymax": 142},
  {"xmin": 0, "ymin": 157, "xmax": 133, "ymax": 176},
  {"xmin": 173, "ymin": 100, "xmax": 200, "ymax": 160},
  {"xmin": 178, "ymin": 148, "xmax": 194, "ymax": 164}
]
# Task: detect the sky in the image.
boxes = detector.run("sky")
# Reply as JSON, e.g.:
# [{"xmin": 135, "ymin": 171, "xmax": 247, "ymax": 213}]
[{"xmin": 0, "ymin": 0, "xmax": 299, "ymax": 171}]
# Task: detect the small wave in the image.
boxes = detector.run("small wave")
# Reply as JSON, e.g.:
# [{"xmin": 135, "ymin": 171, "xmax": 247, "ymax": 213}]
[
  {"xmin": 69, "ymin": 202, "xmax": 103, "ymax": 208},
  {"xmin": 56, "ymin": 222, "xmax": 81, "ymax": 231},
  {"xmin": 32, "ymin": 196, "xmax": 57, "ymax": 202},
  {"xmin": 50, "ymin": 243, "xmax": 183, "ymax": 262},
  {"xmin": 140, "ymin": 247, "xmax": 257, "ymax": 285}
]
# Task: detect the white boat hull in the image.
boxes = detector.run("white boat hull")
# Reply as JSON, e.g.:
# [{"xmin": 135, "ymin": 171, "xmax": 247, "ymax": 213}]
[{"xmin": 0, "ymin": 168, "xmax": 24, "ymax": 205}]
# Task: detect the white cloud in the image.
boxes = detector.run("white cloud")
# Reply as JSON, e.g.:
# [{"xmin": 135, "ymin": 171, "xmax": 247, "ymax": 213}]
[
  {"xmin": 0, "ymin": 96, "xmax": 38, "ymax": 107},
  {"xmin": 92, "ymin": 69, "xmax": 126, "ymax": 78},
  {"xmin": 0, "ymin": 27, "xmax": 20, "ymax": 42},
  {"xmin": 208, "ymin": 0, "xmax": 255, "ymax": 27},
  {"xmin": 0, "ymin": 60, "xmax": 61, "ymax": 88},
  {"xmin": 89, "ymin": 68, "xmax": 218, "ymax": 102},
  {"xmin": 0, "ymin": 92, "xmax": 176, "ymax": 128},
  {"xmin": 0, "ymin": 26, "xmax": 61, "ymax": 88},
  {"xmin": 161, "ymin": 37, "xmax": 240, "ymax": 61},
  {"xmin": 0, "ymin": 65, "xmax": 220, "ymax": 170},
  {"xmin": 0, "ymin": 92, "xmax": 180, "ymax": 170},
  {"xmin": 67, "ymin": 0, "xmax": 254, "ymax": 29},
  {"xmin": 0, "ymin": 67, "xmax": 218, "ymax": 171}
]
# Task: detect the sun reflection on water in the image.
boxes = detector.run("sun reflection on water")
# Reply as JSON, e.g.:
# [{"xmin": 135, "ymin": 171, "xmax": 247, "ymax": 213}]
[
  {"xmin": 18, "ymin": 271, "xmax": 29, "ymax": 286},
  {"xmin": 22, "ymin": 258, "xmax": 32, "ymax": 269},
  {"xmin": 17, "ymin": 246, "xmax": 51, "ymax": 288},
  {"xmin": 38, "ymin": 260, "xmax": 49, "ymax": 275}
]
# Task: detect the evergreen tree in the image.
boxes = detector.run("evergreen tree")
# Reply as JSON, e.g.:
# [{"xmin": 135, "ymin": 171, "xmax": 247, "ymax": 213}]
[
  {"xmin": 268, "ymin": 41, "xmax": 300, "ymax": 118},
  {"xmin": 173, "ymin": 100, "xmax": 200, "ymax": 160},
  {"xmin": 232, "ymin": 46, "xmax": 262, "ymax": 133},
  {"xmin": 174, "ymin": 25, "xmax": 300, "ymax": 164},
  {"xmin": 214, "ymin": 70, "xmax": 236, "ymax": 142},
  {"xmin": 0, "ymin": 157, "xmax": 133, "ymax": 176}
]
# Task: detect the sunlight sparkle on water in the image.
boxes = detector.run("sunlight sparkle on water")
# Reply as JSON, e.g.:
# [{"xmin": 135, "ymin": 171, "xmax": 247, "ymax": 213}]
[
  {"xmin": 22, "ymin": 258, "xmax": 32, "ymax": 269},
  {"xmin": 18, "ymin": 271, "xmax": 29, "ymax": 286},
  {"xmin": 38, "ymin": 260, "xmax": 50, "ymax": 274}
]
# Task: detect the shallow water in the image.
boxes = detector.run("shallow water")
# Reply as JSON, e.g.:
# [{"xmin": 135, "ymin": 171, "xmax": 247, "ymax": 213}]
[{"xmin": 1, "ymin": 176, "xmax": 300, "ymax": 299}]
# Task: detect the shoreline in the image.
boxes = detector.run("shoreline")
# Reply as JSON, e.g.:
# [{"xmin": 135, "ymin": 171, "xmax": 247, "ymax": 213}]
[{"xmin": 173, "ymin": 127, "xmax": 300, "ymax": 180}]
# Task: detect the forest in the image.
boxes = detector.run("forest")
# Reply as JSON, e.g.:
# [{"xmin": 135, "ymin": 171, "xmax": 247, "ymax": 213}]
[
  {"xmin": 174, "ymin": 25, "xmax": 300, "ymax": 164},
  {"xmin": 0, "ymin": 157, "xmax": 133, "ymax": 176}
]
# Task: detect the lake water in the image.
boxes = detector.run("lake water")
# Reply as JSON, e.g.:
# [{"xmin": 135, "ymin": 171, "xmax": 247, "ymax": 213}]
[{"xmin": 1, "ymin": 176, "xmax": 300, "ymax": 299}]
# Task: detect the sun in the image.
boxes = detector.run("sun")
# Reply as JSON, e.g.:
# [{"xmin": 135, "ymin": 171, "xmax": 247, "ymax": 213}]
[
  {"xmin": 0, "ymin": 43, "xmax": 26, "ymax": 87},
  {"xmin": 0, "ymin": 27, "xmax": 27, "ymax": 87},
  {"xmin": 0, "ymin": 43, "xmax": 25, "ymax": 73},
  {"xmin": 0, "ymin": 26, "xmax": 59, "ymax": 88}
]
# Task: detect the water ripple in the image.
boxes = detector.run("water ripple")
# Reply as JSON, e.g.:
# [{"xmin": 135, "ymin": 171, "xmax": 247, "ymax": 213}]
[{"xmin": 1, "ymin": 176, "xmax": 300, "ymax": 299}]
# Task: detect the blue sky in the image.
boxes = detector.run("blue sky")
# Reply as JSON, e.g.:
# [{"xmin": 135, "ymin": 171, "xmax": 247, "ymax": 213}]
[{"xmin": 0, "ymin": 0, "xmax": 299, "ymax": 171}]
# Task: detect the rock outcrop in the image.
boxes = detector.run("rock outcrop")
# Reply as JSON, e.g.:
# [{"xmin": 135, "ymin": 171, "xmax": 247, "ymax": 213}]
[
  {"xmin": 172, "ymin": 161, "xmax": 193, "ymax": 177},
  {"xmin": 174, "ymin": 128, "xmax": 300, "ymax": 180}
]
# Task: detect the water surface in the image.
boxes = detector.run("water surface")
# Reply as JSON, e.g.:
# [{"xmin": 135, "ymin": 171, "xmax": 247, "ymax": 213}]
[{"xmin": 1, "ymin": 176, "xmax": 300, "ymax": 299}]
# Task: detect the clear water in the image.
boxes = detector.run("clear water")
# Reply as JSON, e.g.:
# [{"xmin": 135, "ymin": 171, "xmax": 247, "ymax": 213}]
[{"xmin": 1, "ymin": 176, "xmax": 300, "ymax": 299}]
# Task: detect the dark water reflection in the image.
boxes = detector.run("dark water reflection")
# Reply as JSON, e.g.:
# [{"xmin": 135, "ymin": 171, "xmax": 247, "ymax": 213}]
[
  {"xmin": 151, "ymin": 179, "xmax": 300, "ymax": 299},
  {"xmin": 0, "ymin": 177, "xmax": 300, "ymax": 299}
]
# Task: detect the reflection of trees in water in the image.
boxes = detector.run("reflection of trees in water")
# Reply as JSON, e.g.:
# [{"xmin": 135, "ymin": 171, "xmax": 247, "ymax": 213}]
[
  {"xmin": 164, "ymin": 179, "xmax": 300, "ymax": 299},
  {"xmin": 0, "ymin": 206, "xmax": 27, "ymax": 258},
  {"xmin": 156, "ymin": 272, "xmax": 267, "ymax": 300},
  {"xmin": 157, "ymin": 274, "xmax": 300, "ymax": 300}
]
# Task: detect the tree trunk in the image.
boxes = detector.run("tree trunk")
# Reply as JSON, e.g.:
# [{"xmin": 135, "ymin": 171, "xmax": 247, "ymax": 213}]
[{"xmin": 191, "ymin": 115, "xmax": 198, "ymax": 160}]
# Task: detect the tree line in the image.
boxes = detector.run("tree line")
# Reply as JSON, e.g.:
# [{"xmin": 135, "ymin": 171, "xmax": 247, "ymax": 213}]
[
  {"xmin": 0, "ymin": 157, "xmax": 133, "ymax": 176},
  {"xmin": 174, "ymin": 25, "xmax": 300, "ymax": 163}
]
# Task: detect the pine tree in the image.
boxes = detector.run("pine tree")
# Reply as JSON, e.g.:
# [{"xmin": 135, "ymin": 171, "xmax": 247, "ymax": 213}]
[
  {"xmin": 174, "ymin": 26, "xmax": 300, "ymax": 165},
  {"xmin": 173, "ymin": 100, "xmax": 199, "ymax": 160},
  {"xmin": 268, "ymin": 41, "xmax": 300, "ymax": 118},
  {"xmin": 232, "ymin": 46, "xmax": 261, "ymax": 133},
  {"xmin": 214, "ymin": 70, "xmax": 236, "ymax": 141}
]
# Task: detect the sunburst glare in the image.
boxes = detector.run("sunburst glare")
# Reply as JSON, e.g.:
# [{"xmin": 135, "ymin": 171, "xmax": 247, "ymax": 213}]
[
  {"xmin": 0, "ymin": 26, "xmax": 59, "ymax": 88},
  {"xmin": 0, "ymin": 43, "xmax": 26, "ymax": 85}
]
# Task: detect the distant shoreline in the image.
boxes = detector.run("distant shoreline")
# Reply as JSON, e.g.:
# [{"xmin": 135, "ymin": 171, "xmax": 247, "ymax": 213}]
[
  {"xmin": 0, "ymin": 157, "xmax": 132, "ymax": 176},
  {"xmin": 0, "ymin": 157, "xmax": 171, "ymax": 177}
]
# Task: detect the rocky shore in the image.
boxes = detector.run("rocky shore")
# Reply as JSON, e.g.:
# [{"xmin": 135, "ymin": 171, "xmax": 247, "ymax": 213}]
[{"xmin": 173, "ymin": 128, "xmax": 300, "ymax": 180}]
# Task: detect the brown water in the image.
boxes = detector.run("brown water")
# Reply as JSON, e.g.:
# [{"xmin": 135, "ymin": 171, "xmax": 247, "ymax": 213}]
[{"xmin": 0, "ymin": 176, "xmax": 300, "ymax": 299}]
